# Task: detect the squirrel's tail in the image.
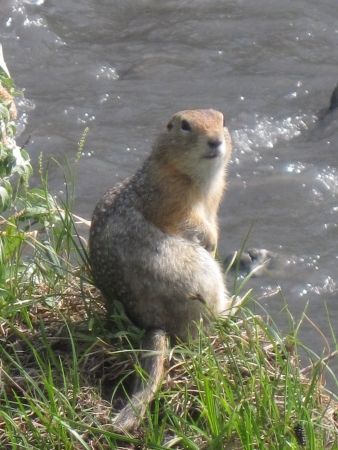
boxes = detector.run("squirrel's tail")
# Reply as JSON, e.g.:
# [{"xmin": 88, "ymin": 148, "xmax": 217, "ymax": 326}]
[{"xmin": 112, "ymin": 329, "xmax": 167, "ymax": 433}]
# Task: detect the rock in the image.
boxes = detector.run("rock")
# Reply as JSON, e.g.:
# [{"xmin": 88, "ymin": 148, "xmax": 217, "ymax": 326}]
[
  {"xmin": 328, "ymin": 84, "xmax": 338, "ymax": 112},
  {"xmin": 225, "ymin": 248, "xmax": 277, "ymax": 277}
]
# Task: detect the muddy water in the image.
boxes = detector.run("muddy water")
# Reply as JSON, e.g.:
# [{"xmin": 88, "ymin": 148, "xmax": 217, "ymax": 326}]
[{"xmin": 1, "ymin": 0, "xmax": 338, "ymax": 387}]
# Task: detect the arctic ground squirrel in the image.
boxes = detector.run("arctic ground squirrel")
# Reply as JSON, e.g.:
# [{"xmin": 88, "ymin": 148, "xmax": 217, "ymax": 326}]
[{"xmin": 89, "ymin": 109, "xmax": 235, "ymax": 432}]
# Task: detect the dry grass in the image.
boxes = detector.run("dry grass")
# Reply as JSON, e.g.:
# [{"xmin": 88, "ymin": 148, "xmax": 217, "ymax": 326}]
[{"xmin": 0, "ymin": 278, "xmax": 337, "ymax": 449}]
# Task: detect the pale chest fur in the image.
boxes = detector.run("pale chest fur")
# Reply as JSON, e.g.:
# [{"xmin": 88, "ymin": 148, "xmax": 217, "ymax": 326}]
[{"xmin": 137, "ymin": 155, "xmax": 225, "ymax": 254}]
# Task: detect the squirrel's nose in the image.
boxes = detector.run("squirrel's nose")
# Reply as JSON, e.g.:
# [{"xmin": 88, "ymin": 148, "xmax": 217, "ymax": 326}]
[{"xmin": 208, "ymin": 139, "xmax": 222, "ymax": 149}]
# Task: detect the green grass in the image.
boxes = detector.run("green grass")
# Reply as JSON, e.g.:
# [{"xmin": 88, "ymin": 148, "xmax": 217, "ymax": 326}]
[
  {"xmin": 1, "ymin": 297, "xmax": 337, "ymax": 449},
  {"xmin": 0, "ymin": 65, "xmax": 337, "ymax": 449}
]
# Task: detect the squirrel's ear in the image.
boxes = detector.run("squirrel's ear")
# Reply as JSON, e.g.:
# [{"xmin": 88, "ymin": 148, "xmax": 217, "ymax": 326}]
[{"xmin": 167, "ymin": 121, "xmax": 173, "ymax": 131}]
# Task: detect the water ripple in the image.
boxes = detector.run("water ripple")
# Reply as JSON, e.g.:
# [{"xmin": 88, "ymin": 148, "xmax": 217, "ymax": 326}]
[
  {"xmin": 316, "ymin": 166, "xmax": 338, "ymax": 196},
  {"xmin": 233, "ymin": 113, "xmax": 309, "ymax": 157}
]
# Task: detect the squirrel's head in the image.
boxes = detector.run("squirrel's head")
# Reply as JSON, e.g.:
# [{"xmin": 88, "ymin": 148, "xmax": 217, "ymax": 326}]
[{"xmin": 152, "ymin": 109, "xmax": 232, "ymax": 186}]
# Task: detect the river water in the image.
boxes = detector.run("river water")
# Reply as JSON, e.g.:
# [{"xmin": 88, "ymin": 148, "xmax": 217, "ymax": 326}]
[{"xmin": 1, "ymin": 0, "xmax": 337, "ymax": 388}]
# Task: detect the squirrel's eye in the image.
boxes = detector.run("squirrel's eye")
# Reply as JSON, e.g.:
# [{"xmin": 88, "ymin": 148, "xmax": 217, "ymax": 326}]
[
  {"xmin": 167, "ymin": 122, "xmax": 173, "ymax": 131},
  {"xmin": 181, "ymin": 119, "xmax": 192, "ymax": 132}
]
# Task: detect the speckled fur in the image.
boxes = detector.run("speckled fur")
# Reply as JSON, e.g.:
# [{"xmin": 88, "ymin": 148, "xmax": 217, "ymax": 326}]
[{"xmin": 89, "ymin": 109, "xmax": 232, "ymax": 340}]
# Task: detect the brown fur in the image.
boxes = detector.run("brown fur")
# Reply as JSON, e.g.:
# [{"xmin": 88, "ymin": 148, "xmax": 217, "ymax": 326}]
[{"xmin": 89, "ymin": 109, "xmax": 233, "ymax": 432}]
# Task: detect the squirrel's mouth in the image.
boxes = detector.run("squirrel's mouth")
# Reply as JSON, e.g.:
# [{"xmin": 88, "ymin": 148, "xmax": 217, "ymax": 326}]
[{"xmin": 202, "ymin": 148, "xmax": 221, "ymax": 159}]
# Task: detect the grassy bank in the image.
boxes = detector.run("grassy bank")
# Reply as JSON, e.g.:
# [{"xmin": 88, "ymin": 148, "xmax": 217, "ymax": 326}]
[{"xmin": 0, "ymin": 54, "xmax": 337, "ymax": 449}]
